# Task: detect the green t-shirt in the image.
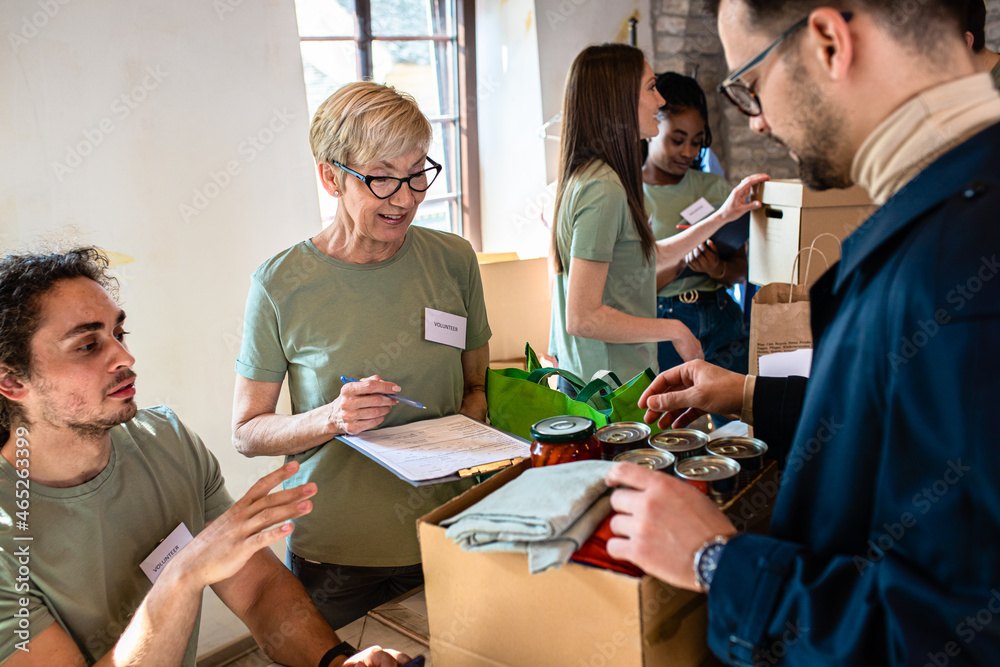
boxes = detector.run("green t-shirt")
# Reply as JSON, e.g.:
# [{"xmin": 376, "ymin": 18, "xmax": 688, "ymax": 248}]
[
  {"xmin": 991, "ymin": 59, "xmax": 1000, "ymax": 90},
  {"xmin": 0, "ymin": 407, "xmax": 234, "ymax": 665},
  {"xmin": 235, "ymin": 226, "xmax": 491, "ymax": 566},
  {"xmin": 644, "ymin": 169, "xmax": 732, "ymax": 298},
  {"xmin": 550, "ymin": 161, "xmax": 657, "ymax": 380}
]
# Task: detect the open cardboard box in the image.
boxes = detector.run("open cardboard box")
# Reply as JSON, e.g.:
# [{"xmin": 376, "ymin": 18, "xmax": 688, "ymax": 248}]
[
  {"xmin": 419, "ymin": 460, "xmax": 778, "ymax": 666},
  {"xmin": 477, "ymin": 254, "xmax": 551, "ymax": 365},
  {"xmin": 749, "ymin": 179, "xmax": 876, "ymax": 287}
]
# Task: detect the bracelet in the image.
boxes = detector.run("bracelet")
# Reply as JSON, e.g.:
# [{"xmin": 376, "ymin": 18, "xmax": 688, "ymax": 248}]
[
  {"xmin": 319, "ymin": 641, "xmax": 358, "ymax": 667},
  {"xmin": 711, "ymin": 260, "xmax": 727, "ymax": 281}
]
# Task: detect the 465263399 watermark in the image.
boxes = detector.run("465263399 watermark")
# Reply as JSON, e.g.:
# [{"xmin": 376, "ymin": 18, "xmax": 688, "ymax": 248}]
[{"xmin": 11, "ymin": 426, "xmax": 33, "ymax": 652}]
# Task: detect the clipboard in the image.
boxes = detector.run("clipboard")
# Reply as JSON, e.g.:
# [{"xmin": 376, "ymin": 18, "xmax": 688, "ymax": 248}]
[
  {"xmin": 336, "ymin": 414, "xmax": 531, "ymax": 486},
  {"xmin": 675, "ymin": 212, "xmax": 750, "ymax": 280}
]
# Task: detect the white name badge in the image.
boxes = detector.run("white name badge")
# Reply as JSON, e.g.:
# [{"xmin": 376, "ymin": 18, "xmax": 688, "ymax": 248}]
[
  {"xmin": 425, "ymin": 308, "xmax": 467, "ymax": 349},
  {"xmin": 679, "ymin": 197, "xmax": 717, "ymax": 225},
  {"xmin": 140, "ymin": 523, "xmax": 194, "ymax": 584}
]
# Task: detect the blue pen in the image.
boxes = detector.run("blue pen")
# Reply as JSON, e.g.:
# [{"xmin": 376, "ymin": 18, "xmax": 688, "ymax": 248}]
[{"xmin": 339, "ymin": 375, "xmax": 426, "ymax": 410}]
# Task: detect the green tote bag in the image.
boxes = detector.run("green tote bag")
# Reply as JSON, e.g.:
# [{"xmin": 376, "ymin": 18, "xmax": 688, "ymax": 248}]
[{"xmin": 486, "ymin": 344, "xmax": 659, "ymax": 441}]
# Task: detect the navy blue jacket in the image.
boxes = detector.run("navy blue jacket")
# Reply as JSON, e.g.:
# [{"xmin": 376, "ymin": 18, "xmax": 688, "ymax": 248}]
[{"xmin": 709, "ymin": 123, "xmax": 1000, "ymax": 666}]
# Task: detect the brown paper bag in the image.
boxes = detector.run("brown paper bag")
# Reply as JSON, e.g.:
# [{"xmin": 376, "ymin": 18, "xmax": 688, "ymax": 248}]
[
  {"xmin": 748, "ymin": 281, "xmax": 813, "ymax": 376},
  {"xmin": 748, "ymin": 239, "xmax": 836, "ymax": 376}
]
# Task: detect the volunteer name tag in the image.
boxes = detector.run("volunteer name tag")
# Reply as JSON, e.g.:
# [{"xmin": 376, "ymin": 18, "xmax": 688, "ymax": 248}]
[
  {"xmin": 680, "ymin": 197, "xmax": 716, "ymax": 225},
  {"xmin": 140, "ymin": 523, "xmax": 194, "ymax": 584},
  {"xmin": 425, "ymin": 308, "xmax": 466, "ymax": 349}
]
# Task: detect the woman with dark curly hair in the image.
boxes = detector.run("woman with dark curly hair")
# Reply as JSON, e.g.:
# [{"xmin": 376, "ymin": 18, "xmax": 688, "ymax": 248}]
[{"xmin": 643, "ymin": 72, "xmax": 758, "ymax": 374}]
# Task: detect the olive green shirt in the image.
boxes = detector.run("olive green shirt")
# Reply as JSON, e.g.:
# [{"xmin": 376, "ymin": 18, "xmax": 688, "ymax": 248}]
[
  {"xmin": 644, "ymin": 169, "xmax": 732, "ymax": 298},
  {"xmin": 991, "ymin": 59, "xmax": 1000, "ymax": 90},
  {"xmin": 550, "ymin": 161, "xmax": 657, "ymax": 380},
  {"xmin": 0, "ymin": 407, "xmax": 234, "ymax": 665},
  {"xmin": 236, "ymin": 227, "xmax": 491, "ymax": 566}
]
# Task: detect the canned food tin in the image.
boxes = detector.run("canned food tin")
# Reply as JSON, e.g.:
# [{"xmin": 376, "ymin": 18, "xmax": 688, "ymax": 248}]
[
  {"xmin": 529, "ymin": 416, "xmax": 602, "ymax": 467},
  {"xmin": 613, "ymin": 448, "xmax": 675, "ymax": 474},
  {"xmin": 707, "ymin": 437, "xmax": 769, "ymax": 487},
  {"xmin": 648, "ymin": 429, "xmax": 709, "ymax": 462},
  {"xmin": 596, "ymin": 422, "xmax": 652, "ymax": 460},
  {"xmin": 675, "ymin": 455, "xmax": 741, "ymax": 506}
]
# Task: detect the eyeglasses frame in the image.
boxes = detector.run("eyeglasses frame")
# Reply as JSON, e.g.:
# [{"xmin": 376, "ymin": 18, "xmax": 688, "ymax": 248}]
[
  {"xmin": 333, "ymin": 156, "xmax": 442, "ymax": 200},
  {"xmin": 717, "ymin": 11, "xmax": 853, "ymax": 117}
]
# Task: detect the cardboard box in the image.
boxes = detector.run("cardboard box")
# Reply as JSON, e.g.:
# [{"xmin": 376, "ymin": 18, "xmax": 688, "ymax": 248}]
[
  {"xmin": 421, "ymin": 461, "xmax": 779, "ymax": 666},
  {"xmin": 478, "ymin": 254, "xmax": 551, "ymax": 364},
  {"xmin": 749, "ymin": 180, "xmax": 876, "ymax": 287}
]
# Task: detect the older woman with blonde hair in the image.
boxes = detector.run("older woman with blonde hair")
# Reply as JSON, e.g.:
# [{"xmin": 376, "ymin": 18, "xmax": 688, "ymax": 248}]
[{"xmin": 231, "ymin": 81, "xmax": 491, "ymax": 628}]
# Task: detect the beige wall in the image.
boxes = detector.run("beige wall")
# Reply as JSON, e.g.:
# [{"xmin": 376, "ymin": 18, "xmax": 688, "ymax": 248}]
[{"xmin": 0, "ymin": 0, "xmax": 319, "ymax": 654}]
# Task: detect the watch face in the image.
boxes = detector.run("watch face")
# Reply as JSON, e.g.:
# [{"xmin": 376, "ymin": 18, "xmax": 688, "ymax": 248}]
[{"xmin": 698, "ymin": 542, "xmax": 726, "ymax": 588}]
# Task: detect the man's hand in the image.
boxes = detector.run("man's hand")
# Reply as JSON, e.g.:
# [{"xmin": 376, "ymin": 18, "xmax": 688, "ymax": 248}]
[
  {"xmin": 639, "ymin": 360, "xmax": 745, "ymax": 429},
  {"xmin": 344, "ymin": 646, "xmax": 413, "ymax": 666},
  {"xmin": 606, "ymin": 463, "xmax": 736, "ymax": 590},
  {"xmin": 165, "ymin": 461, "xmax": 315, "ymax": 589}
]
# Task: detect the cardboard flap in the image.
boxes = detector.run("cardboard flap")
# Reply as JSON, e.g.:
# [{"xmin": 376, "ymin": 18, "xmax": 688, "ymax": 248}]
[{"xmin": 758, "ymin": 179, "xmax": 873, "ymax": 208}]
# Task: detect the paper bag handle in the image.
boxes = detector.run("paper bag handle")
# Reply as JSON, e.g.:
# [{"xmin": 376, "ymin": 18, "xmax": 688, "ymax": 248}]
[{"xmin": 788, "ymin": 247, "xmax": 829, "ymax": 302}]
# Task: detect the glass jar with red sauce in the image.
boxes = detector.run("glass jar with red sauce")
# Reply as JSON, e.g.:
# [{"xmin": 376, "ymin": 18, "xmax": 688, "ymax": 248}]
[{"xmin": 529, "ymin": 416, "xmax": 602, "ymax": 467}]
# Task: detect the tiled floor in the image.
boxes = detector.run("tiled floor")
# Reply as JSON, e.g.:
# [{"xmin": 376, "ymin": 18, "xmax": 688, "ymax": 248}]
[{"xmin": 224, "ymin": 616, "xmax": 430, "ymax": 667}]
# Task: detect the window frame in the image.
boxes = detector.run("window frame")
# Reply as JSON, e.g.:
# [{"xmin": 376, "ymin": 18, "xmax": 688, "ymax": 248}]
[{"xmin": 299, "ymin": 0, "xmax": 481, "ymax": 248}]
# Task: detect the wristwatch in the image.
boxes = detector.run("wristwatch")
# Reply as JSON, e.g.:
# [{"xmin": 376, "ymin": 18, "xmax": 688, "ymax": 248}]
[
  {"xmin": 694, "ymin": 535, "xmax": 731, "ymax": 592},
  {"xmin": 318, "ymin": 641, "xmax": 358, "ymax": 667}
]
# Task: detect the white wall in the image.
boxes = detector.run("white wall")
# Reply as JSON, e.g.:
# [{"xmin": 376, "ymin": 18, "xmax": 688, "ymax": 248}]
[
  {"xmin": 535, "ymin": 0, "xmax": 653, "ymax": 184},
  {"xmin": 0, "ymin": 0, "xmax": 319, "ymax": 654},
  {"xmin": 475, "ymin": 0, "xmax": 550, "ymax": 255},
  {"xmin": 475, "ymin": 0, "xmax": 652, "ymax": 255}
]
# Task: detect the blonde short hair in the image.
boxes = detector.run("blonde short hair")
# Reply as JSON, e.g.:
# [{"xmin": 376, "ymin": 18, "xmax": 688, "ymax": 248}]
[{"xmin": 309, "ymin": 81, "xmax": 432, "ymax": 167}]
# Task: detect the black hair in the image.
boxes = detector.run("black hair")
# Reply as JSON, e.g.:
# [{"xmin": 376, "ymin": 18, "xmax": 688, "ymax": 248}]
[
  {"xmin": 0, "ymin": 247, "xmax": 117, "ymax": 441},
  {"xmin": 654, "ymin": 72, "xmax": 714, "ymax": 172},
  {"xmin": 553, "ymin": 43, "xmax": 655, "ymax": 273},
  {"xmin": 704, "ymin": 0, "xmax": 968, "ymax": 50},
  {"xmin": 964, "ymin": 0, "xmax": 987, "ymax": 52}
]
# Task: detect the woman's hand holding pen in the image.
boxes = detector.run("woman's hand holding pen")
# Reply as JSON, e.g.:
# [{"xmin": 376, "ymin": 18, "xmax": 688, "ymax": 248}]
[{"xmin": 328, "ymin": 375, "xmax": 401, "ymax": 435}]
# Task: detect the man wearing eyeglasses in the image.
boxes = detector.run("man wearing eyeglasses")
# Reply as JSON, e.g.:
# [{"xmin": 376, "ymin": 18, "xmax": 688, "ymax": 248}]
[{"xmin": 605, "ymin": 2, "xmax": 1000, "ymax": 665}]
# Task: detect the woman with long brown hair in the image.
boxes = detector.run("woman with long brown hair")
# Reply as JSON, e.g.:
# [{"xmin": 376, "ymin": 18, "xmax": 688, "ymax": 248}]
[{"xmin": 549, "ymin": 43, "xmax": 766, "ymax": 384}]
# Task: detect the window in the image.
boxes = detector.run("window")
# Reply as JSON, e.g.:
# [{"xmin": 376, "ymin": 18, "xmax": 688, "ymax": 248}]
[{"xmin": 295, "ymin": 0, "xmax": 478, "ymax": 243}]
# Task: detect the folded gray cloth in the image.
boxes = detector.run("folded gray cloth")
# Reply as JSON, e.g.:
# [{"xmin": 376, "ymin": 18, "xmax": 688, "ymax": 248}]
[{"xmin": 441, "ymin": 460, "xmax": 614, "ymax": 573}]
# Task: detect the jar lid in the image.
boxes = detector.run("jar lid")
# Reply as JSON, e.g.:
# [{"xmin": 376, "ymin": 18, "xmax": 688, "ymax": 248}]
[{"xmin": 530, "ymin": 416, "xmax": 596, "ymax": 443}]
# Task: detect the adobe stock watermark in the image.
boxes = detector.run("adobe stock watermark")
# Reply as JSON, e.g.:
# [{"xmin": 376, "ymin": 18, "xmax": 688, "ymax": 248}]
[
  {"xmin": 576, "ymin": 584, "xmax": 680, "ymax": 667},
  {"xmin": 923, "ymin": 588, "xmax": 1000, "ymax": 667},
  {"xmin": 51, "ymin": 65, "xmax": 168, "ymax": 182},
  {"xmin": 7, "ymin": 0, "xmax": 71, "ymax": 52},
  {"xmin": 853, "ymin": 458, "xmax": 970, "ymax": 574},
  {"xmin": 178, "ymin": 108, "xmax": 294, "ymax": 222},
  {"xmin": 544, "ymin": 0, "xmax": 595, "ymax": 31},
  {"xmin": 752, "ymin": 620, "xmax": 806, "ymax": 666},
  {"xmin": 888, "ymin": 255, "xmax": 999, "ymax": 372},
  {"xmin": 213, "ymin": 0, "xmax": 245, "ymax": 21},
  {"xmin": 11, "ymin": 427, "xmax": 33, "ymax": 653}
]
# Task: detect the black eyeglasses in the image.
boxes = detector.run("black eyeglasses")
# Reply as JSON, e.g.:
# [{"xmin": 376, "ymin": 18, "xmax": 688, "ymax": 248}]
[
  {"xmin": 333, "ymin": 157, "xmax": 442, "ymax": 199},
  {"xmin": 718, "ymin": 12, "xmax": 852, "ymax": 117}
]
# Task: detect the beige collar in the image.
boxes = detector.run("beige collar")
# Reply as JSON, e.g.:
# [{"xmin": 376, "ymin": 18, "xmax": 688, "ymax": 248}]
[{"xmin": 851, "ymin": 73, "xmax": 1000, "ymax": 205}]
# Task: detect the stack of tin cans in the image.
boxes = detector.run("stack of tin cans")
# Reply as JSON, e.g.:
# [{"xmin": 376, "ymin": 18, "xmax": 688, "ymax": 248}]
[
  {"xmin": 530, "ymin": 416, "xmax": 770, "ymax": 509},
  {"xmin": 707, "ymin": 437, "xmax": 769, "ymax": 488}
]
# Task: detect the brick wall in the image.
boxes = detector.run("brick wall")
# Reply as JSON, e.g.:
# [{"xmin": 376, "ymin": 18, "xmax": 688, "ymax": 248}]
[{"xmin": 649, "ymin": 0, "xmax": 1000, "ymax": 182}]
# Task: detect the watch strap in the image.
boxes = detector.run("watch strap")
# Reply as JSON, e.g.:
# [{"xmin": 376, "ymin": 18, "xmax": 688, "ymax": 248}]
[{"xmin": 319, "ymin": 641, "xmax": 358, "ymax": 667}]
